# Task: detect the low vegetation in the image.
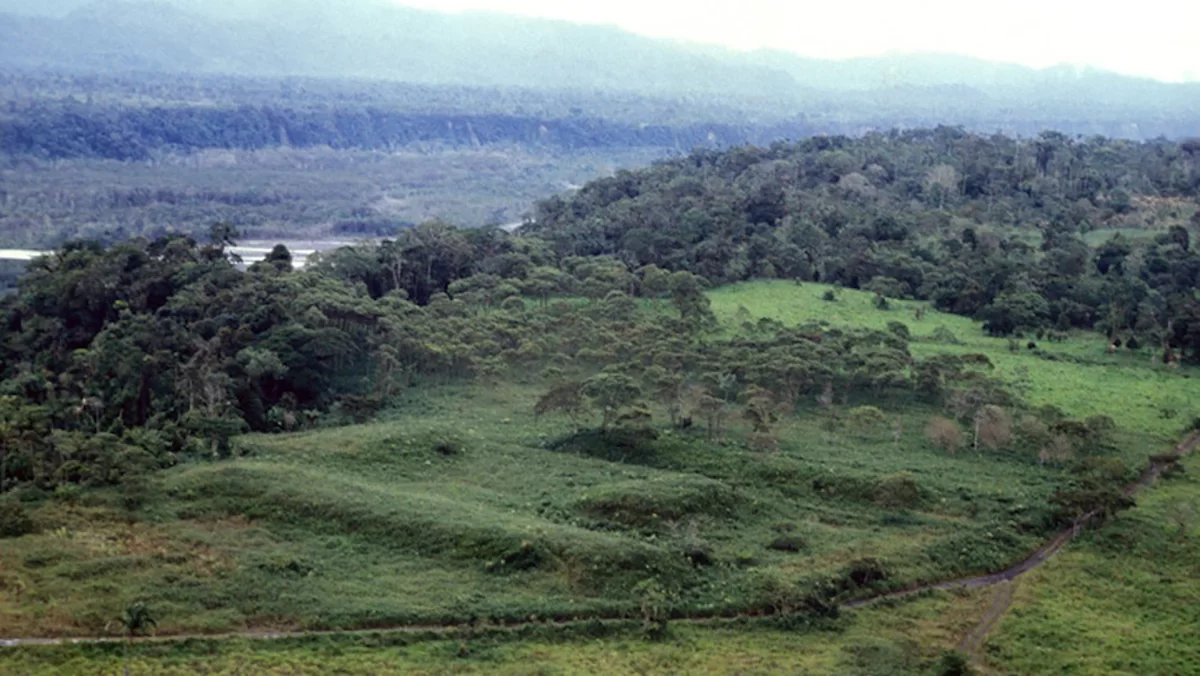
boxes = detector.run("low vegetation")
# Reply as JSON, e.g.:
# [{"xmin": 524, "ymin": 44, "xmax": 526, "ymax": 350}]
[{"xmin": 1, "ymin": 133, "xmax": 1197, "ymax": 673}]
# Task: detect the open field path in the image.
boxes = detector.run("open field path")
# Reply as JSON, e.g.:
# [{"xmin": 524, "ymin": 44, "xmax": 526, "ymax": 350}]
[
  {"xmin": 956, "ymin": 580, "xmax": 1017, "ymax": 667},
  {"xmin": 3, "ymin": 432, "xmax": 1197, "ymax": 649}
]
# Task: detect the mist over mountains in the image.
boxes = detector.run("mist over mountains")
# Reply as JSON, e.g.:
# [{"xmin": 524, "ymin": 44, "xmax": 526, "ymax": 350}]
[{"xmin": 2, "ymin": 0, "xmax": 1198, "ymax": 138}]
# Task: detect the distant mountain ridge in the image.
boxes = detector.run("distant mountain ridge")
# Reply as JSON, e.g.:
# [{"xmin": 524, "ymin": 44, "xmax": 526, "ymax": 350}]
[{"xmin": 0, "ymin": 0, "xmax": 1198, "ymax": 138}]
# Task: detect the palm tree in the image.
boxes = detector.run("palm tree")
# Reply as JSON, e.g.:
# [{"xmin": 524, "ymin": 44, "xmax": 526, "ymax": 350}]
[{"xmin": 115, "ymin": 601, "xmax": 157, "ymax": 676}]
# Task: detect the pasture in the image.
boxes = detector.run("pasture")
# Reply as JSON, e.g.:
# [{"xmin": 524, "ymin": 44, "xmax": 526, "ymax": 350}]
[{"xmin": 1, "ymin": 280, "xmax": 1196, "ymax": 674}]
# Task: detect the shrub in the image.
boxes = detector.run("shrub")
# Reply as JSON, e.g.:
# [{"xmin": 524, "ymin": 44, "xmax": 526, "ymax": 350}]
[
  {"xmin": 120, "ymin": 476, "xmax": 157, "ymax": 512},
  {"xmin": 767, "ymin": 535, "xmax": 806, "ymax": 552},
  {"xmin": 1084, "ymin": 415, "xmax": 1117, "ymax": 446},
  {"xmin": 1017, "ymin": 415, "xmax": 1050, "ymax": 447},
  {"xmin": 499, "ymin": 296, "xmax": 526, "ymax": 313},
  {"xmin": 633, "ymin": 578, "xmax": 672, "ymax": 640},
  {"xmin": 485, "ymin": 540, "xmax": 546, "ymax": 574},
  {"xmin": 842, "ymin": 557, "xmax": 888, "ymax": 589},
  {"xmin": 683, "ymin": 545, "xmax": 715, "ymax": 567},
  {"xmin": 0, "ymin": 499, "xmax": 34, "ymax": 538},
  {"xmin": 932, "ymin": 649, "xmax": 975, "ymax": 676},
  {"xmin": 847, "ymin": 405, "xmax": 888, "ymax": 438},
  {"xmin": 421, "ymin": 429, "xmax": 468, "ymax": 456},
  {"xmin": 925, "ymin": 416, "xmax": 965, "ymax": 454},
  {"xmin": 575, "ymin": 476, "xmax": 739, "ymax": 528},
  {"xmin": 747, "ymin": 432, "xmax": 780, "ymax": 453},
  {"xmin": 886, "ymin": 321, "xmax": 911, "ymax": 340},
  {"xmin": 928, "ymin": 326, "xmax": 962, "ymax": 345},
  {"xmin": 975, "ymin": 405, "xmax": 1013, "ymax": 451},
  {"xmin": 1038, "ymin": 434, "xmax": 1075, "ymax": 466},
  {"xmin": 873, "ymin": 473, "xmax": 923, "ymax": 509},
  {"xmin": 822, "ymin": 289, "xmax": 838, "ymax": 302}
]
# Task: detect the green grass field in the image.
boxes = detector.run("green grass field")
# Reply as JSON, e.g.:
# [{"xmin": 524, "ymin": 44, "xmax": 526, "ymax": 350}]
[
  {"xmin": 709, "ymin": 280, "xmax": 1198, "ymax": 438},
  {"xmin": 1, "ymin": 281, "xmax": 1197, "ymax": 674},
  {"xmin": 985, "ymin": 453, "xmax": 1200, "ymax": 673},
  {"xmin": 0, "ymin": 381, "xmax": 1070, "ymax": 637}
]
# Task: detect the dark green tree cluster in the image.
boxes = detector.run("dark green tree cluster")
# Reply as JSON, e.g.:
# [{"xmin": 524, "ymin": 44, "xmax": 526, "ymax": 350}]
[
  {"xmin": 528, "ymin": 128, "xmax": 1200, "ymax": 354},
  {"xmin": 0, "ymin": 212, "xmax": 998, "ymax": 493}
]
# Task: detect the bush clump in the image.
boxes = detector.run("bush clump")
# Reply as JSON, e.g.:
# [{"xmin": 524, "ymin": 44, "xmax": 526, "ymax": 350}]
[
  {"xmin": 841, "ymin": 557, "xmax": 888, "ymax": 589},
  {"xmin": 975, "ymin": 405, "xmax": 1013, "ymax": 451},
  {"xmin": 576, "ymin": 476, "xmax": 739, "ymax": 528},
  {"xmin": 485, "ymin": 540, "xmax": 546, "ymax": 574},
  {"xmin": 873, "ymin": 473, "xmax": 923, "ymax": 509},
  {"xmin": 767, "ymin": 535, "xmax": 807, "ymax": 552},
  {"xmin": 0, "ymin": 499, "xmax": 35, "ymax": 538},
  {"xmin": 925, "ymin": 416, "xmax": 965, "ymax": 454},
  {"xmin": 548, "ymin": 427, "xmax": 660, "ymax": 465}
]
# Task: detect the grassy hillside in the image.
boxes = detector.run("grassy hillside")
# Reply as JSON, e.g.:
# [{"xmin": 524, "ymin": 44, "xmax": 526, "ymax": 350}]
[
  {"xmin": 0, "ymin": 379, "xmax": 1067, "ymax": 636},
  {"xmin": 1, "ymin": 282, "xmax": 1196, "ymax": 674},
  {"xmin": 986, "ymin": 453, "xmax": 1200, "ymax": 672},
  {"xmin": 708, "ymin": 281, "xmax": 1198, "ymax": 439}
]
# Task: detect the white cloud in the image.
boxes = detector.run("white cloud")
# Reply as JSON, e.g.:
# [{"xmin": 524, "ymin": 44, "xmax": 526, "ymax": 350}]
[{"xmin": 393, "ymin": 0, "xmax": 1200, "ymax": 82}]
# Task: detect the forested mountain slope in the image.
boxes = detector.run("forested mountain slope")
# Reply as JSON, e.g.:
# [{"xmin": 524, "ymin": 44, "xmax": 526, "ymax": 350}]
[
  {"xmin": 528, "ymin": 128, "xmax": 1200, "ymax": 342},
  {"xmin": 1, "ymin": 0, "xmax": 1198, "ymax": 139}
]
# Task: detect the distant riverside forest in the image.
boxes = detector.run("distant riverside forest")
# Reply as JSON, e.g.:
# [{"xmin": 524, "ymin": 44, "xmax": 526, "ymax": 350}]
[
  {"xmin": 2, "ymin": 70, "xmax": 1199, "ymax": 252},
  {"xmin": 3, "ymin": 70, "xmax": 1199, "ymax": 162},
  {"xmin": 0, "ymin": 127, "xmax": 1198, "ymax": 495}
]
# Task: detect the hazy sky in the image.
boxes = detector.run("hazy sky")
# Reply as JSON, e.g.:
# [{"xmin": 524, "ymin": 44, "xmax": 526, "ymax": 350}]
[{"xmin": 394, "ymin": 0, "xmax": 1199, "ymax": 82}]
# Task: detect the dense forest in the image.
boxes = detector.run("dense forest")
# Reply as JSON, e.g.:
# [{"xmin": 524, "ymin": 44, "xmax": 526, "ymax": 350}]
[
  {"xmin": 3, "ymin": 68, "xmax": 1199, "ymax": 162},
  {"xmin": 1, "ymin": 128, "xmax": 1198, "ymax": 496},
  {"xmin": 3, "ymin": 68, "xmax": 1199, "ymax": 252},
  {"xmin": 0, "ymin": 101, "xmax": 770, "ymax": 161},
  {"xmin": 531, "ymin": 129, "xmax": 1200, "ymax": 342},
  {"xmin": 3, "ymin": 0, "xmax": 1199, "ymax": 143}
]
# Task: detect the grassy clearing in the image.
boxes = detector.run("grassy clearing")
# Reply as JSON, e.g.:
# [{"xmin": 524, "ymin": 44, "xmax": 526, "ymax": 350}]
[
  {"xmin": 984, "ymin": 454, "xmax": 1200, "ymax": 674},
  {"xmin": 709, "ymin": 280, "xmax": 1199, "ymax": 439},
  {"xmin": 1, "ymin": 280, "xmax": 1196, "ymax": 674},
  {"xmin": 0, "ymin": 380, "xmax": 1071, "ymax": 638}
]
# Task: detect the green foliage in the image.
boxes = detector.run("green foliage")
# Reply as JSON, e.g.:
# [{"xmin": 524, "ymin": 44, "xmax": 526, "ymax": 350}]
[
  {"xmin": 873, "ymin": 473, "xmax": 924, "ymax": 510},
  {"xmin": 0, "ymin": 498, "xmax": 34, "ymax": 538},
  {"xmin": 927, "ymin": 326, "xmax": 962, "ymax": 345},
  {"xmin": 529, "ymin": 133, "xmax": 1200, "ymax": 363},
  {"xmin": 767, "ymin": 535, "xmax": 807, "ymax": 553},
  {"xmin": 576, "ymin": 476, "xmax": 740, "ymax": 529},
  {"xmin": 117, "ymin": 601, "xmax": 158, "ymax": 641},
  {"xmin": 930, "ymin": 649, "xmax": 975, "ymax": 676},
  {"xmin": 0, "ymin": 129, "xmax": 1198, "ymax": 670}
]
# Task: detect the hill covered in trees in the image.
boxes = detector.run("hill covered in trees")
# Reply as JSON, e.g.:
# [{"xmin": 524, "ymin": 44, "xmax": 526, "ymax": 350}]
[
  {"xmin": 529, "ymin": 128, "xmax": 1200, "ymax": 344},
  {"xmin": 1, "ymin": 128, "xmax": 1200, "ymax": 494}
]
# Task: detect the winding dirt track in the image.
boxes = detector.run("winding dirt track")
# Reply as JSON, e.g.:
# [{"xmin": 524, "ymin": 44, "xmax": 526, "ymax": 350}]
[
  {"xmin": 957, "ymin": 580, "xmax": 1016, "ymax": 660},
  {"xmin": 846, "ymin": 431, "xmax": 1199, "ymax": 609},
  {"xmin": 3, "ymin": 433, "xmax": 1197, "ymax": 650}
]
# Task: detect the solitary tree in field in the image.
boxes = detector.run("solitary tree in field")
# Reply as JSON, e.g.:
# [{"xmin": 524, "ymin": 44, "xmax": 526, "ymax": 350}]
[
  {"xmin": 534, "ymin": 380, "xmax": 586, "ymax": 429},
  {"xmin": 925, "ymin": 416, "xmax": 965, "ymax": 455},
  {"xmin": 119, "ymin": 601, "xmax": 157, "ymax": 642},
  {"xmin": 974, "ymin": 405, "xmax": 1013, "ymax": 452},
  {"xmin": 112, "ymin": 601, "xmax": 157, "ymax": 676},
  {"xmin": 581, "ymin": 373, "xmax": 643, "ymax": 430},
  {"xmin": 847, "ymin": 405, "xmax": 888, "ymax": 439}
]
